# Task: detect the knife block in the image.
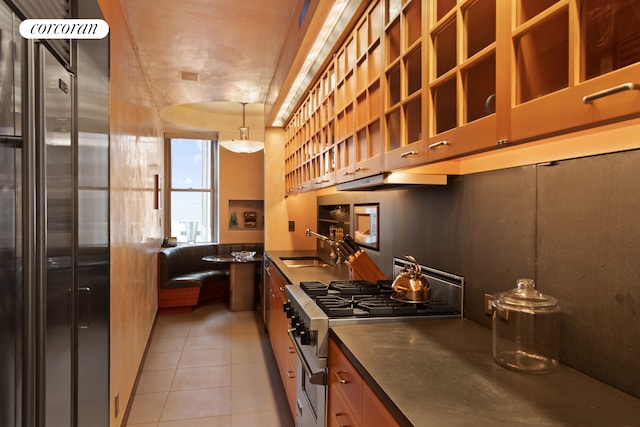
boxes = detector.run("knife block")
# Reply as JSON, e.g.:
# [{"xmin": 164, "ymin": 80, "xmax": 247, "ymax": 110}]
[{"xmin": 346, "ymin": 251, "xmax": 387, "ymax": 282}]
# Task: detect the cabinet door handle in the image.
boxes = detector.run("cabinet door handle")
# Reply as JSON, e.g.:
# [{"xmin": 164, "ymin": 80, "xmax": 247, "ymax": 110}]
[
  {"xmin": 343, "ymin": 171, "xmax": 355, "ymax": 175},
  {"xmin": 287, "ymin": 370, "xmax": 296, "ymax": 379},
  {"xmin": 288, "ymin": 346, "xmax": 296, "ymax": 354},
  {"xmin": 583, "ymin": 82, "xmax": 640, "ymax": 104},
  {"xmin": 428, "ymin": 140, "xmax": 451, "ymax": 150},
  {"xmin": 334, "ymin": 370, "xmax": 348, "ymax": 384},
  {"xmin": 335, "ymin": 412, "xmax": 352, "ymax": 427},
  {"xmin": 354, "ymin": 167, "xmax": 366, "ymax": 172},
  {"xmin": 400, "ymin": 150, "xmax": 419, "ymax": 158}
]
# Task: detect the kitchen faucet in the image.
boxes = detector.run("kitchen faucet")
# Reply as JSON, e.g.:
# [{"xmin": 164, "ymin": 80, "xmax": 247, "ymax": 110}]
[{"xmin": 305, "ymin": 229, "xmax": 341, "ymax": 265}]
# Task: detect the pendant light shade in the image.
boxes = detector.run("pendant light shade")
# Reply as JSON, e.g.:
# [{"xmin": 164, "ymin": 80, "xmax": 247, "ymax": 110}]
[{"xmin": 219, "ymin": 102, "xmax": 264, "ymax": 153}]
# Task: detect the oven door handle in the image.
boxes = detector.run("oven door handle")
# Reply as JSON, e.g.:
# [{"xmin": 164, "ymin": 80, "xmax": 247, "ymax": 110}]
[{"xmin": 288, "ymin": 330, "xmax": 327, "ymax": 385}]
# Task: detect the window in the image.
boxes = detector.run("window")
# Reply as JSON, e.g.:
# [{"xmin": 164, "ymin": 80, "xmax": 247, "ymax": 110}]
[{"xmin": 167, "ymin": 138, "xmax": 215, "ymax": 243}]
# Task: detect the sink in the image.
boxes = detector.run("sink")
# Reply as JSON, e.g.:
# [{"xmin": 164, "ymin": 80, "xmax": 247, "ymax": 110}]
[{"xmin": 280, "ymin": 256, "xmax": 331, "ymax": 268}]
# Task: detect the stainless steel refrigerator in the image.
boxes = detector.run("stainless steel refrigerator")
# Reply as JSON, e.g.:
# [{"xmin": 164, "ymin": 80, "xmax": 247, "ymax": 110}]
[{"xmin": 0, "ymin": 1, "xmax": 110, "ymax": 426}]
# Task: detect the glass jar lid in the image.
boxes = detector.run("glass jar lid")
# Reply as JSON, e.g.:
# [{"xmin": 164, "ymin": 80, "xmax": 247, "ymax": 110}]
[{"xmin": 493, "ymin": 278, "xmax": 559, "ymax": 312}]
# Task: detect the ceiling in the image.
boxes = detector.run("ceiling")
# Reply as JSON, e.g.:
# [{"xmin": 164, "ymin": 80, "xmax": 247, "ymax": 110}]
[
  {"xmin": 118, "ymin": 0, "xmax": 365, "ymax": 135},
  {"xmin": 118, "ymin": 0, "xmax": 308, "ymax": 134}
]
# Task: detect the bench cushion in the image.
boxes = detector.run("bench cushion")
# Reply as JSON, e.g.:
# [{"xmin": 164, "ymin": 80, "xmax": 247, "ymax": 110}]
[{"xmin": 165, "ymin": 269, "xmax": 230, "ymax": 289}]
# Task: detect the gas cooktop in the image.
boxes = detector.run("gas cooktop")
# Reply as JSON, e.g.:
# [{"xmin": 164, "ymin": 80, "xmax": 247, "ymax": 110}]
[{"xmin": 299, "ymin": 280, "xmax": 460, "ymax": 318}]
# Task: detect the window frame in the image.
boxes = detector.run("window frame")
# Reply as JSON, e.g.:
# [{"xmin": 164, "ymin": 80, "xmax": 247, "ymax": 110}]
[{"xmin": 164, "ymin": 135, "xmax": 219, "ymax": 243}]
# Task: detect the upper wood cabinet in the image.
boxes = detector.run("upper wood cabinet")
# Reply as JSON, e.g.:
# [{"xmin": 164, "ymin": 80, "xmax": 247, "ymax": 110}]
[
  {"xmin": 426, "ymin": 0, "xmax": 504, "ymax": 163},
  {"xmin": 383, "ymin": 0, "xmax": 431, "ymax": 171},
  {"xmin": 283, "ymin": 0, "xmax": 640, "ymax": 194},
  {"xmin": 336, "ymin": 1, "xmax": 385, "ymax": 184},
  {"xmin": 508, "ymin": 0, "xmax": 640, "ymax": 143}
]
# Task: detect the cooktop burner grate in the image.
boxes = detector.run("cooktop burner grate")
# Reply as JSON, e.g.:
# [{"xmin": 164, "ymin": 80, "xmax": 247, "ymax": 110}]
[{"xmin": 313, "ymin": 293, "xmax": 458, "ymax": 318}]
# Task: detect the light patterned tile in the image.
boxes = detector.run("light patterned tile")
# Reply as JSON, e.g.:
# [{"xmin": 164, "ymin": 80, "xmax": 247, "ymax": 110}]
[
  {"xmin": 171, "ymin": 365, "xmax": 231, "ymax": 390},
  {"xmin": 231, "ymin": 361, "xmax": 277, "ymax": 386},
  {"xmin": 127, "ymin": 391, "xmax": 167, "ymax": 425},
  {"xmin": 184, "ymin": 334, "xmax": 231, "ymax": 351},
  {"xmin": 143, "ymin": 352, "xmax": 181, "ymax": 371},
  {"xmin": 149, "ymin": 336, "xmax": 186, "ymax": 353},
  {"xmin": 158, "ymin": 417, "xmax": 230, "ymax": 427},
  {"xmin": 153, "ymin": 322, "xmax": 192, "ymax": 339},
  {"xmin": 231, "ymin": 383, "xmax": 288, "ymax": 414},
  {"xmin": 136, "ymin": 369, "xmax": 175, "ymax": 393},
  {"xmin": 230, "ymin": 344, "xmax": 273, "ymax": 365},
  {"xmin": 178, "ymin": 348, "xmax": 231, "ymax": 368},
  {"xmin": 161, "ymin": 388, "xmax": 231, "ymax": 421},
  {"xmin": 231, "ymin": 410, "xmax": 294, "ymax": 427}
]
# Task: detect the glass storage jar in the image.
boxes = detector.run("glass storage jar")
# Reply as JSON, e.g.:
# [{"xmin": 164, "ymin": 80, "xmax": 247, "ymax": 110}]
[{"xmin": 491, "ymin": 278, "xmax": 560, "ymax": 374}]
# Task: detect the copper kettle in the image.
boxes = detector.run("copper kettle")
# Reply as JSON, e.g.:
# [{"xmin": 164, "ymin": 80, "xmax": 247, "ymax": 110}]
[{"xmin": 391, "ymin": 255, "xmax": 431, "ymax": 303}]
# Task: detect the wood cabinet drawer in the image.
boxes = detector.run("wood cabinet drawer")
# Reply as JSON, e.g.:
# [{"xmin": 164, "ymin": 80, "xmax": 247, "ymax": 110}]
[
  {"xmin": 328, "ymin": 387, "xmax": 362, "ymax": 427},
  {"xmin": 329, "ymin": 338, "xmax": 363, "ymax": 423}
]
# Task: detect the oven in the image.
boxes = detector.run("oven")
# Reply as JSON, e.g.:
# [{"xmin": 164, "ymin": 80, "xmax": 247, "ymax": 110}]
[{"xmin": 284, "ymin": 257, "xmax": 464, "ymax": 427}]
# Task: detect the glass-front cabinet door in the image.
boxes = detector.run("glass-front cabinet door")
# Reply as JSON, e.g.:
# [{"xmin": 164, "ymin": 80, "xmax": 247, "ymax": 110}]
[
  {"xmin": 426, "ymin": 0, "xmax": 503, "ymax": 163},
  {"xmin": 509, "ymin": 0, "xmax": 640, "ymax": 143},
  {"xmin": 383, "ymin": 0, "xmax": 428, "ymax": 171},
  {"xmin": 336, "ymin": 1, "xmax": 385, "ymax": 183}
]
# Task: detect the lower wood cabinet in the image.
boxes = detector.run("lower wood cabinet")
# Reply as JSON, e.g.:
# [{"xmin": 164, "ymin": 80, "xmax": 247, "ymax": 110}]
[
  {"xmin": 328, "ymin": 336, "xmax": 400, "ymax": 427},
  {"xmin": 267, "ymin": 262, "xmax": 297, "ymax": 419}
]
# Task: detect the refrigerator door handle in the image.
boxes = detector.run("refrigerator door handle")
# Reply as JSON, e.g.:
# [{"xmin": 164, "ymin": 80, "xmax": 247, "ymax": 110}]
[{"xmin": 78, "ymin": 287, "xmax": 91, "ymax": 329}]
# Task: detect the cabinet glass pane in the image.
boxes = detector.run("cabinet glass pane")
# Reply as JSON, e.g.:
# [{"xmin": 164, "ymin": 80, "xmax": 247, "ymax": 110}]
[
  {"xmin": 405, "ymin": 0, "xmax": 422, "ymax": 48},
  {"xmin": 465, "ymin": 0, "xmax": 496, "ymax": 58},
  {"xmin": 387, "ymin": 0, "xmax": 402, "ymax": 23},
  {"xmin": 336, "ymin": 111, "xmax": 345, "ymax": 140},
  {"xmin": 582, "ymin": 0, "xmax": 640, "ymax": 80},
  {"xmin": 345, "ymin": 73, "xmax": 355, "ymax": 102},
  {"xmin": 358, "ymin": 20, "xmax": 368, "ymax": 58},
  {"xmin": 387, "ymin": 64, "xmax": 401, "ymax": 106},
  {"xmin": 356, "ymin": 128, "xmax": 367, "ymax": 161},
  {"xmin": 434, "ymin": 18, "xmax": 457, "ymax": 77},
  {"xmin": 517, "ymin": 0, "xmax": 559, "ymax": 25},
  {"xmin": 405, "ymin": 96, "xmax": 422, "ymax": 144},
  {"xmin": 369, "ymin": 80, "xmax": 381, "ymax": 117},
  {"xmin": 387, "ymin": 17, "xmax": 401, "ymax": 64},
  {"xmin": 345, "ymin": 104, "xmax": 354, "ymax": 135},
  {"xmin": 515, "ymin": 11, "xmax": 568, "ymax": 103},
  {"xmin": 433, "ymin": 77, "xmax": 457, "ymax": 134},
  {"xmin": 369, "ymin": 120, "xmax": 382, "ymax": 157},
  {"xmin": 346, "ymin": 38, "xmax": 356, "ymax": 71},
  {"xmin": 357, "ymin": 59, "xmax": 367, "ymax": 93},
  {"xmin": 357, "ymin": 93, "xmax": 367, "ymax": 128},
  {"xmin": 464, "ymin": 53, "xmax": 496, "ymax": 123},
  {"xmin": 369, "ymin": 42, "xmax": 383, "ymax": 80},
  {"xmin": 437, "ymin": 0, "xmax": 456, "ymax": 21},
  {"xmin": 369, "ymin": 1, "xmax": 383, "ymax": 42},
  {"xmin": 406, "ymin": 47, "xmax": 422, "ymax": 96},
  {"xmin": 337, "ymin": 49, "xmax": 346, "ymax": 81},
  {"xmin": 386, "ymin": 108, "xmax": 401, "ymax": 150},
  {"xmin": 345, "ymin": 136, "xmax": 354, "ymax": 168}
]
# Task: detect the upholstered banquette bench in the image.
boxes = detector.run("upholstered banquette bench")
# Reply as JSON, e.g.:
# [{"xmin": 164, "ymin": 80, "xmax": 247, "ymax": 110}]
[{"xmin": 157, "ymin": 243, "xmax": 263, "ymax": 313}]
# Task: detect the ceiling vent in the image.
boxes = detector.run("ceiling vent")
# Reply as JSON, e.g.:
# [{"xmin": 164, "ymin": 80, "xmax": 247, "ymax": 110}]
[{"xmin": 179, "ymin": 71, "xmax": 200, "ymax": 82}]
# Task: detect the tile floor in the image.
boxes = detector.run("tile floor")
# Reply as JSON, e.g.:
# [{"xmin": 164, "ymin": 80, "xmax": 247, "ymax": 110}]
[{"xmin": 126, "ymin": 303, "xmax": 295, "ymax": 427}]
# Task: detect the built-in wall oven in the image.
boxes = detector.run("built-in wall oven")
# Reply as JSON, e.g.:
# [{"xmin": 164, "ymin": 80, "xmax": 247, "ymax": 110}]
[{"xmin": 284, "ymin": 257, "xmax": 464, "ymax": 426}]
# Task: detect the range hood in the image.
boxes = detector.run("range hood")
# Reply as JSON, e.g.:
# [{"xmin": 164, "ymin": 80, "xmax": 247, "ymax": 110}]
[{"xmin": 336, "ymin": 172, "xmax": 447, "ymax": 191}]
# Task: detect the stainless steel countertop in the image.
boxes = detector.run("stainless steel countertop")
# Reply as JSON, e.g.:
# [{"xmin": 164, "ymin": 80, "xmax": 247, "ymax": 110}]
[
  {"xmin": 330, "ymin": 319, "xmax": 640, "ymax": 426},
  {"xmin": 265, "ymin": 250, "xmax": 353, "ymax": 284}
]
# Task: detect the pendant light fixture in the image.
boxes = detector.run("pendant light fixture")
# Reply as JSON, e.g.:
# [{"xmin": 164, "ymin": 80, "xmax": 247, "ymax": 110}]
[{"xmin": 218, "ymin": 102, "xmax": 264, "ymax": 153}]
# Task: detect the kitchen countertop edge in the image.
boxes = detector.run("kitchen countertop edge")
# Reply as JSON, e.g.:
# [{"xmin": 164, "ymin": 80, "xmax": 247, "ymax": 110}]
[{"xmin": 330, "ymin": 319, "xmax": 640, "ymax": 427}]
